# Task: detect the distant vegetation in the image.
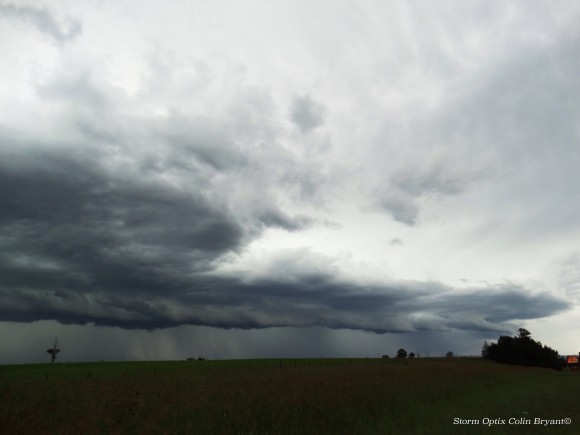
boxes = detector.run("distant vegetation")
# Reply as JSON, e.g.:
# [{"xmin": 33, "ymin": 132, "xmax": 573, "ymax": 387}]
[
  {"xmin": 395, "ymin": 348, "xmax": 407, "ymax": 358},
  {"xmin": 482, "ymin": 328, "xmax": 561, "ymax": 370}
]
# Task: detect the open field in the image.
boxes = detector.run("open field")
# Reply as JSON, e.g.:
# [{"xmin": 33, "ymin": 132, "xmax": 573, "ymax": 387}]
[{"xmin": 1, "ymin": 358, "xmax": 578, "ymax": 434}]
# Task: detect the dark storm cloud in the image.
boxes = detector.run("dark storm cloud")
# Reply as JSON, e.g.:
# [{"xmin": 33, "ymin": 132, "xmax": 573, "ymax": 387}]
[
  {"xmin": 0, "ymin": 61, "xmax": 320, "ymax": 331},
  {"xmin": 0, "ymin": 4, "xmax": 81, "ymax": 43},
  {"xmin": 0, "ymin": 132, "xmax": 568, "ymax": 332},
  {"xmin": 219, "ymin": 275, "xmax": 570, "ymax": 334},
  {"xmin": 0, "ymin": 29, "xmax": 574, "ymax": 339},
  {"xmin": 0, "ymin": 144, "xmax": 244, "ymax": 259},
  {"xmin": 429, "ymin": 284, "xmax": 570, "ymax": 323},
  {"xmin": 0, "ymin": 123, "xmax": 250, "ymax": 326},
  {"xmin": 290, "ymin": 95, "xmax": 326, "ymax": 133},
  {"xmin": 0, "ymin": 161, "xmax": 569, "ymax": 337}
]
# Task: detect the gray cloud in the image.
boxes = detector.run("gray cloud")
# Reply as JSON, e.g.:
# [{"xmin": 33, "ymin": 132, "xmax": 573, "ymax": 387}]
[
  {"xmin": 0, "ymin": 144, "xmax": 246, "ymax": 296},
  {"xmin": 290, "ymin": 95, "xmax": 326, "ymax": 133},
  {"xmin": 375, "ymin": 153, "xmax": 488, "ymax": 226},
  {"xmin": 0, "ymin": 179, "xmax": 569, "ymax": 335},
  {"xmin": 0, "ymin": 4, "xmax": 82, "ymax": 43},
  {"xmin": 390, "ymin": 162, "xmax": 475, "ymax": 198},
  {"xmin": 0, "ymin": 61, "xmax": 329, "ymax": 332},
  {"xmin": 1, "ymin": 62, "xmax": 569, "ymax": 333},
  {"xmin": 2, "ymin": 1, "xmax": 579, "ymax": 362},
  {"xmin": 258, "ymin": 209, "xmax": 313, "ymax": 232},
  {"xmin": 370, "ymin": 8, "xmax": 580, "ymax": 228},
  {"xmin": 550, "ymin": 253, "xmax": 580, "ymax": 302},
  {"xmin": 377, "ymin": 189, "xmax": 420, "ymax": 226},
  {"xmin": 1, "ymin": 269, "xmax": 569, "ymax": 333}
]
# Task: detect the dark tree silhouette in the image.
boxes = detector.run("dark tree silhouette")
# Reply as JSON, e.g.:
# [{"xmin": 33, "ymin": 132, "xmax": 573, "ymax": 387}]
[
  {"xmin": 446, "ymin": 351, "xmax": 454, "ymax": 358},
  {"xmin": 517, "ymin": 328, "xmax": 531, "ymax": 339},
  {"xmin": 408, "ymin": 352, "xmax": 415, "ymax": 359},
  {"xmin": 482, "ymin": 329, "xmax": 560, "ymax": 370},
  {"xmin": 396, "ymin": 348, "xmax": 408, "ymax": 359},
  {"xmin": 46, "ymin": 337, "xmax": 60, "ymax": 364}
]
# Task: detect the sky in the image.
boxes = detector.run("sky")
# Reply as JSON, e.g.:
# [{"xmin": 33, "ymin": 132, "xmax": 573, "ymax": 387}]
[{"xmin": 1, "ymin": 0, "xmax": 580, "ymax": 364}]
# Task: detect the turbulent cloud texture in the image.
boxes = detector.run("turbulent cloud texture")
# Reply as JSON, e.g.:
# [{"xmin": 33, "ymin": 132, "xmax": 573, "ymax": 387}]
[{"xmin": 1, "ymin": 0, "xmax": 580, "ymax": 360}]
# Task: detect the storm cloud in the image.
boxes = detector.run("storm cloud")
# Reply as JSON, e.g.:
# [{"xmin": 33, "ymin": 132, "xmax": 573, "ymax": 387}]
[
  {"xmin": 1, "ymin": 0, "xmax": 580, "ymax": 360},
  {"xmin": 0, "ymin": 126, "xmax": 569, "ymax": 333}
]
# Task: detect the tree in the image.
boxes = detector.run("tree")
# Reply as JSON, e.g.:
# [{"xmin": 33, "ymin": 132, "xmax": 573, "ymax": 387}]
[
  {"xmin": 46, "ymin": 337, "xmax": 60, "ymax": 364},
  {"xmin": 381, "ymin": 354, "xmax": 390, "ymax": 359},
  {"xmin": 446, "ymin": 351, "xmax": 454, "ymax": 358},
  {"xmin": 396, "ymin": 348, "xmax": 408, "ymax": 359},
  {"xmin": 408, "ymin": 352, "xmax": 415, "ymax": 359},
  {"xmin": 482, "ymin": 329, "xmax": 560, "ymax": 370}
]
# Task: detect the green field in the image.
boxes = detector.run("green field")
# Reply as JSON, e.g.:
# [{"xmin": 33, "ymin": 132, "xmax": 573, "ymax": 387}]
[{"xmin": 1, "ymin": 358, "xmax": 578, "ymax": 434}]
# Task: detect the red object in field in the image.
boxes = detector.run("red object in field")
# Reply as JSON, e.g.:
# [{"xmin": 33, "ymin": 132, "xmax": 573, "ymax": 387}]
[{"xmin": 567, "ymin": 356, "xmax": 579, "ymax": 365}]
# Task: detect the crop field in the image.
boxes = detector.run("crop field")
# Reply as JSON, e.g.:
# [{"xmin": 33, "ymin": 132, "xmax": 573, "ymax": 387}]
[{"xmin": 1, "ymin": 358, "xmax": 578, "ymax": 434}]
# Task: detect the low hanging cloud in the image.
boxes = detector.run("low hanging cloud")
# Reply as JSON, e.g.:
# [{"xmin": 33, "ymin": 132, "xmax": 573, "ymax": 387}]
[
  {"xmin": 0, "ymin": 141, "xmax": 568, "ymax": 333},
  {"xmin": 0, "ymin": 59, "xmax": 572, "ymax": 336},
  {"xmin": 0, "ymin": 115, "xmax": 569, "ymax": 333},
  {"xmin": 0, "ymin": 228, "xmax": 570, "ymax": 332}
]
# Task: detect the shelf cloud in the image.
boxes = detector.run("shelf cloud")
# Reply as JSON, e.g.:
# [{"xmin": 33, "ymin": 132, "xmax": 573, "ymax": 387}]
[{"xmin": 1, "ymin": 0, "xmax": 579, "ymax": 361}]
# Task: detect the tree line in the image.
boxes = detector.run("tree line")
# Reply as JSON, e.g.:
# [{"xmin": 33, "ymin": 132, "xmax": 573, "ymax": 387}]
[
  {"xmin": 380, "ymin": 328, "xmax": 565, "ymax": 370},
  {"xmin": 482, "ymin": 328, "xmax": 561, "ymax": 370}
]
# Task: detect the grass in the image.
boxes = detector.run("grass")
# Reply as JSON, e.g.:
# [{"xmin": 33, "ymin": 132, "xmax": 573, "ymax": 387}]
[{"xmin": 0, "ymin": 358, "xmax": 578, "ymax": 434}]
